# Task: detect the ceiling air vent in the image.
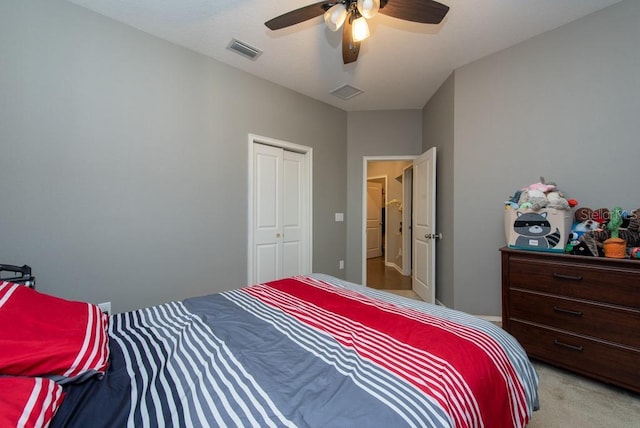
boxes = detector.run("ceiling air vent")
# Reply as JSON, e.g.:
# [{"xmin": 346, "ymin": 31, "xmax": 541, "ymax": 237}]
[
  {"xmin": 227, "ymin": 38, "xmax": 262, "ymax": 60},
  {"xmin": 330, "ymin": 84, "xmax": 364, "ymax": 100}
]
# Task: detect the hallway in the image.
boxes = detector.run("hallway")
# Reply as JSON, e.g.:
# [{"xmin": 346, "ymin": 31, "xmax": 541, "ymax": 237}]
[{"xmin": 366, "ymin": 257, "xmax": 412, "ymax": 290}]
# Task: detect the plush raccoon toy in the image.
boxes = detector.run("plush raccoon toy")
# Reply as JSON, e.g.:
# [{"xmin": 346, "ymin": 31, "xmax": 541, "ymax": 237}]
[{"xmin": 513, "ymin": 211, "xmax": 561, "ymax": 249}]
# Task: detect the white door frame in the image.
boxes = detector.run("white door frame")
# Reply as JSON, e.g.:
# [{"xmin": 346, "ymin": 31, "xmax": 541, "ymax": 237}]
[
  {"xmin": 362, "ymin": 155, "xmax": 417, "ymax": 286},
  {"xmin": 248, "ymin": 134, "xmax": 313, "ymax": 285}
]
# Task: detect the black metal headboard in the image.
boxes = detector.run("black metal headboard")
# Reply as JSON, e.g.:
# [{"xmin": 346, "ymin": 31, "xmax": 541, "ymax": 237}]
[{"xmin": 0, "ymin": 264, "xmax": 36, "ymax": 288}]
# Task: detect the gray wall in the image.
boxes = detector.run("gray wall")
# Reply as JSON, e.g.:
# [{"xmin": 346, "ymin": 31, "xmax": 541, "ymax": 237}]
[
  {"xmin": 345, "ymin": 110, "xmax": 423, "ymax": 283},
  {"xmin": 4, "ymin": 0, "xmax": 636, "ymax": 317},
  {"xmin": 423, "ymin": 0, "xmax": 640, "ymax": 315},
  {"xmin": 422, "ymin": 74, "xmax": 455, "ymax": 307},
  {"xmin": 0, "ymin": 0, "xmax": 347, "ymax": 312}
]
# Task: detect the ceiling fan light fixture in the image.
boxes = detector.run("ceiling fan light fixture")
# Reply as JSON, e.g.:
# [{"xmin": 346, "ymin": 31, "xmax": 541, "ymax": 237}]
[
  {"xmin": 324, "ymin": 4, "xmax": 347, "ymax": 31},
  {"xmin": 356, "ymin": 0, "xmax": 380, "ymax": 19},
  {"xmin": 265, "ymin": 0, "xmax": 451, "ymax": 64},
  {"xmin": 351, "ymin": 16, "xmax": 370, "ymax": 42}
]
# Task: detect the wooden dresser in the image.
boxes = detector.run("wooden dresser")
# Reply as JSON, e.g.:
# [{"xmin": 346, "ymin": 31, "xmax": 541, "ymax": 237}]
[{"xmin": 501, "ymin": 247, "xmax": 640, "ymax": 393}]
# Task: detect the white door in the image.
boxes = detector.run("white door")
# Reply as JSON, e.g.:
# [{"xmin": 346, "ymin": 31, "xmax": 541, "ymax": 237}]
[
  {"xmin": 282, "ymin": 150, "xmax": 306, "ymax": 278},
  {"xmin": 412, "ymin": 148, "xmax": 436, "ymax": 303},
  {"xmin": 402, "ymin": 166, "xmax": 413, "ymax": 276},
  {"xmin": 366, "ymin": 181, "xmax": 383, "ymax": 259},
  {"xmin": 251, "ymin": 142, "xmax": 309, "ymax": 284}
]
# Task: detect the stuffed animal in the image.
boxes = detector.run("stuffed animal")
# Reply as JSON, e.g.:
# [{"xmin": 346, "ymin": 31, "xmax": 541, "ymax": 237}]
[
  {"xmin": 504, "ymin": 190, "xmax": 522, "ymax": 210},
  {"xmin": 565, "ymin": 219, "xmax": 600, "ymax": 252},
  {"xmin": 592, "ymin": 208, "xmax": 610, "ymax": 225},
  {"xmin": 576, "ymin": 207, "xmax": 640, "ymax": 257},
  {"xmin": 525, "ymin": 177, "xmax": 557, "ymax": 194},
  {"xmin": 630, "ymin": 208, "xmax": 640, "ymax": 229},
  {"xmin": 607, "ymin": 207, "xmax": 624, "ymax": 239},
  {"xmin": 547, "ymin": 191, "xmax": 570, "ymax": 210},
  {"xmin": 518, "ymin": 189, "xmax": 549, "ymax": 210},
  {"xmin": 570, "ymin": 240, "xmax": 597, "ymax": 256},
  {"xmin": 575, "ymin": 219, "xmax": 600, "ymax": 235},
  {"xmin": 517, "ymin": 177, "xmax": 572, "ymax": 211}
]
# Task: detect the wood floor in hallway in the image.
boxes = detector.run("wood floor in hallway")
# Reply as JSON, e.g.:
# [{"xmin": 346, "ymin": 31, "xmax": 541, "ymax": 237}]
[{"xmin": 366, "ymin": 256, "xmax": 412, "ymax": 290}]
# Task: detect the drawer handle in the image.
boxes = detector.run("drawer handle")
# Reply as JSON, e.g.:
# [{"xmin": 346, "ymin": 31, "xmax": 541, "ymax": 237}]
[
  {"xmin": 553, "ymin": 306, "xmax": 583, "ymax": 317},
  {"xmin": 552, "ymin": 273, "xmax": 583, "ymax": 281},
  {"xmin": 554, "ymin": 340, "xmax": 584, "ymax": 352}
]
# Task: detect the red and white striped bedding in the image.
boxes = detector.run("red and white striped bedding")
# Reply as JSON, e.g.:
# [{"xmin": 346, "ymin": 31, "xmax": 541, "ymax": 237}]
[
  {"xmin": 0, "ymin": 281, "xmax": 109, "ymax": 384},
  {"xmin": 0, "ymin": 377, "xmax": 65, "ymax": 428},
  {"xmin": 50, "ymin": 274, "xmax": 538, "ymax": 427},
  {"xmin": 244, "ymin": 275, "xmax": 534, "ymax": 427}
]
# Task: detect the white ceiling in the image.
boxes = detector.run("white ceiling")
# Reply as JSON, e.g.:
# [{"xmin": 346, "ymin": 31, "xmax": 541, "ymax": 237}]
[{"xmin": 66, "ymin": 0, "xmax": 623, "ymax": 111}]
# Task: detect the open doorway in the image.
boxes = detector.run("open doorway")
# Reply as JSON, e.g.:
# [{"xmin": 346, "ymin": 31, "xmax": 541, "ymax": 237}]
[
  {"xmin": 362, "ymin": 149, "xmax": 437, "ymax": 303},
  {"xmin": 363, "ymin": 157, "xmax": 415, "ymax": 291}
]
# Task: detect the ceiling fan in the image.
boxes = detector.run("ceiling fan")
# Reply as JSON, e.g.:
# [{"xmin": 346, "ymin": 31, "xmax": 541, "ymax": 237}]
[{"xmin": 265, "ymin": 0, "xmax": 449, "ymax": 64}]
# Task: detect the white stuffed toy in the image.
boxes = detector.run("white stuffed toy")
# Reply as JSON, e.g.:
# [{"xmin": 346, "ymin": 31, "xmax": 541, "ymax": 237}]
[
  {"xmin": 546, "ymin": 191, "xmax": 570, "ymax": 210},
  {"xmin": 518, "ymin": 189, "xmax": 548, "ymax": 210}
]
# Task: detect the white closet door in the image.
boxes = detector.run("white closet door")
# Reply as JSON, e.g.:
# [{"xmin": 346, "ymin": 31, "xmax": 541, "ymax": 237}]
[
  {"xmin": 282, "ymin": 150, "xmax": 307, "ymax": 278},
  {"xmin": 254, "ymin": 143, "xmax": 282, "ymax": 283},
  {"xmin": 252, "ymin": 143, "xmax": 309, "ymax": 284}
]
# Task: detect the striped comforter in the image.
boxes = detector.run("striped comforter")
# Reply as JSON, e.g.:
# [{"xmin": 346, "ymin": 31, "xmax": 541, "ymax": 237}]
[{"xmin": 52, "ymin": 274, "xmax": 538, "ymax": 427}]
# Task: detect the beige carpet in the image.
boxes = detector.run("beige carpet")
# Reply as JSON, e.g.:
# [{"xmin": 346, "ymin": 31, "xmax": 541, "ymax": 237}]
[{"xmin": 528, "ymin": 360, "xmax": 640, "ymax": 427}]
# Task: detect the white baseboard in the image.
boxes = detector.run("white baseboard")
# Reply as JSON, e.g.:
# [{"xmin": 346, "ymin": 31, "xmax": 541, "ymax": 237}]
[{"xmin": 384, "ymin": 261, "xmax": 405, "ymax": 275}]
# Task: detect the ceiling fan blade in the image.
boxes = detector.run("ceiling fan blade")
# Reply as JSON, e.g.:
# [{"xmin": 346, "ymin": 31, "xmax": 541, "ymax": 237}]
[
  {"xmin": 379, "ymin": 0, "xmax": 449, "ymax": 24},
  {"xmin": 342, "ymin": 14, "xmax": 360, "ymax": 64},
  {"xmin": 265, "ymin": 1, "xmax": 331, "ymax": 30}
]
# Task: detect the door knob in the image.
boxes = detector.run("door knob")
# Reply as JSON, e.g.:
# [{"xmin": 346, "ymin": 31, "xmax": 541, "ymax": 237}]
[{"xmin": 424, "ymin": 233, "xmax": 442, "ymax": 240}]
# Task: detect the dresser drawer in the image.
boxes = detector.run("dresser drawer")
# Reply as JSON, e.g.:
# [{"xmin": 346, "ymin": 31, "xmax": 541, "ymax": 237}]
[
  {"xmin": 509, "ymin": 289, "xmax": 640, "ymax": 349},
  {"xmin": 509, "ymin": 321, "xmax": 640, "ymax": 392},
  {"xmin": 507, "ymin": 256, "xmax": 640, "ymax": 307}
]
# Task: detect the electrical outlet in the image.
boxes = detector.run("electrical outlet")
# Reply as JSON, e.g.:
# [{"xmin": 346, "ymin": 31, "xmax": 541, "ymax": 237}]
[
  {"xmin": 98, "ymin": 302, "xmax": 111, "ymax": 316},
  {"xmin": 339, "ymin": 260, "xmax": 344, "ymax": 270}
]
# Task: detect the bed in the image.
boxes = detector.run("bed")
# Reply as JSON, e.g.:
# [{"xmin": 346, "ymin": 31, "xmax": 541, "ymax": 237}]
[{"xmin": 0, "ymin": 274, "xmax": 539, "ymax": 427}]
